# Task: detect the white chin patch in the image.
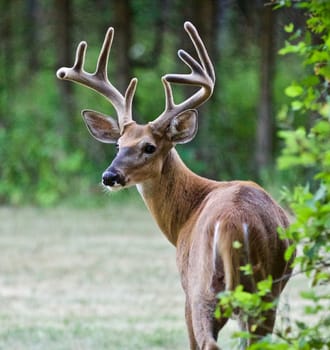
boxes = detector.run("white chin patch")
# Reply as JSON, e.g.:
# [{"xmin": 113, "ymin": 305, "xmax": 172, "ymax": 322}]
[
  {"xmin": 104, "ymin": 184, "xmax": 123, "ymax": 192},
  {"xmin": 103, "ymin": 179, "xmax": 134, "ymax": 192},
  {"xmin": 111, "ymin": 185, "xmax": 124, "ymax": 192}
]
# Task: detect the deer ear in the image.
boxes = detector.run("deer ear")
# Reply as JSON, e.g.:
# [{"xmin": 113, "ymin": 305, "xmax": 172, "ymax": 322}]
[
  {"xmin": 82, "ymin": 110, "xmax": 120, "ymax": 143},
  {"xmin": 167, "ymin": 109, "xmax": 198, "ymax": 144}
]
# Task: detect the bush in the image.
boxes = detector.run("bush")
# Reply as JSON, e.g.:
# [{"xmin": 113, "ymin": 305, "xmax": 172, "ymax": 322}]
[{"xmin": 216, "ymin": 1, "xmax": 330, "ymax": 348}]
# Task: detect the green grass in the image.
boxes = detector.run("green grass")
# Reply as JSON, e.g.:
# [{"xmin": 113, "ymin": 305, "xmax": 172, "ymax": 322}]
[{"xmin": 0, "ymin": 200, "xmax": 306, "ymax": 349}]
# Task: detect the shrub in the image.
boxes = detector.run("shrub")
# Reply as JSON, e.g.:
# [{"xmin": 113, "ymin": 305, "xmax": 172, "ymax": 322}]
[{"xmin": 216, "ymin": 1, "xmax": 330, "ymax": 348}]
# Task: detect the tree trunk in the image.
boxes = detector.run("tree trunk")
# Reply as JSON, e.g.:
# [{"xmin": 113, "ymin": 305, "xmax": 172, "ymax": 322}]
[
  {"xmin": 255, "ymin": 3, "xmax": 276, "ymax": 176},
  {"xmin": 179, "ymin": 0, "xmax": 220, "ymax": 178},
  {"xmin": 0, "ymin": 0, "xmax": 12, "ymax": 119},
  {"xmin": 26, "ymin": 0, "xmax": 40, "ymax": 72},
  {"xmin": 112, "ymin": 0, "xmax": 133, "ymax": 93},
  {"xmin": 54, "ymin": 0, "xmax": 75, "ymax": 138}
]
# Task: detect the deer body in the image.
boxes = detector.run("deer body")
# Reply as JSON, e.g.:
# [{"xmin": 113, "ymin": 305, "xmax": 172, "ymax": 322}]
[
  {"xmin": 57, "ymin": 22, "xmax": 293, "ymax": 349},
  {"xmin": 136, "ymin": 146, "xmax": 290, "ymax": 349}
]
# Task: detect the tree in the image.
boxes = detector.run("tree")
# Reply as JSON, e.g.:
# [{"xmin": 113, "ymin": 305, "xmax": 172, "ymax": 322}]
[
  {"xmin": 255, "ymin": 1, "xmax": 276, "ymax": 176},
  {"xmin": 173, "ymin": 0, "xmax": 221, "ymax": 177},
  {"xmin": 26, "ymin": 0, "xmax": 40, "ymax": 72},
  {"xmin": 54, "ymin": 0, "xmax": 75, "ymax": 132},
  {"xmin": 112, "ymin": 0, "xmax": 133, "ymax": 93},
  {"xmin": 0, "ymin": 0, "xmax": 14, "ymax": 117}
]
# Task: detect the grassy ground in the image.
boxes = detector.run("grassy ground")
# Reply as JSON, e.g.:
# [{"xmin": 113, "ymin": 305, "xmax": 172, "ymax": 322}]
[{"xmin": 0, "ymin": 199, "xmax": 305, "ymax": 350}]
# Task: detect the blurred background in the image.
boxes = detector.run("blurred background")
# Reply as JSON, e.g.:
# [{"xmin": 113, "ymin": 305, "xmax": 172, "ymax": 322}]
[
  {"xmin": 1, "ymin": 2, "xmax": 329, "ymax": 349},
  {"xmin": 0, "ymin": 0, "xmax": 307, "ymax": 206}
]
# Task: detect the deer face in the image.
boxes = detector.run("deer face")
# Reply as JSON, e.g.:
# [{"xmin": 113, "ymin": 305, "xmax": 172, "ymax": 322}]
[{"xmin": 82, "ymin": 109, "xmax": 198, "ymax": 191}]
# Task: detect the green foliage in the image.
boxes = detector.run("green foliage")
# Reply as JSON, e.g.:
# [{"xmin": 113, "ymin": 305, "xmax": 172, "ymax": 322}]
[
  {"xmin": 216, "ymin": 0, "xmax": 330, "ymax": 348},
  {"xmin": 0, "ymin": 2, "xmax": 312, "ymax": 205},
  {"xmin": 213, "ymin": 53, "xmax": 259, "ymax": 179},
  {"xmin": 215, "ymin": 275, "xmax": 274, "ymax": 325},
  {"xmin": 0, "ymin": 71, "xmax": 86, "ymax": 206},
  {"xmin": 277, "ymin": 0, "xmax": 330, "ymax": 291}
]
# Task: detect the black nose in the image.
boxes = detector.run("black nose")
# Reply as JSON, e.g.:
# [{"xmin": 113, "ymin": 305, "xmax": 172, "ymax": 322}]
[{"xmin": 102, "ymin": 170, "xmax": 125, "ymax": 187}]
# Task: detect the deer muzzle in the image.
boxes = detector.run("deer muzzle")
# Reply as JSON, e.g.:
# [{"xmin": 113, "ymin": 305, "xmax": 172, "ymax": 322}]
[{"xmin": 102, "ymin": 168, "xmax": 126, "ymax": 188}]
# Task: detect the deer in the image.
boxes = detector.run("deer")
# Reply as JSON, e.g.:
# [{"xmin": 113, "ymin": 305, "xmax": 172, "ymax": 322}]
[{"xmin": 56, "ymin": 22, "xmax": 293, "ymax": 350}]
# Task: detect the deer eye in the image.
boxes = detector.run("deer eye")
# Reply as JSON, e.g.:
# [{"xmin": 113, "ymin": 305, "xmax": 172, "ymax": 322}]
[{"xmin": 143, "ymin": 143, "xmax": 156, "ymax": 154}]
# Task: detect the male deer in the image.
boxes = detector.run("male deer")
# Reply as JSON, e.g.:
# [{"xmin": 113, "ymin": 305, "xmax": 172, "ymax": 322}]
[{"xmin": 57, "ymin": 22, "xmax": 293, "ymax": 350}]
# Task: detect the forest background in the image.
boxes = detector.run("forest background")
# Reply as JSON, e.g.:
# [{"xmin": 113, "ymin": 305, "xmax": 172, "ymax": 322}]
[
  {"xmin": 0, "ymin": 0, "xmax": 311, "ymax": 206},
  {"xmin": 1, "ymin": 1, "xmax": 330, "ymax": 348}
]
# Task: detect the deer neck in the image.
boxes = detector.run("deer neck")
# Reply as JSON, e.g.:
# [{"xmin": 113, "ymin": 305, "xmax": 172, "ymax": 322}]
[{"xmin": 136, "ymin": 148, "xmax": 216, "ymax": 246}]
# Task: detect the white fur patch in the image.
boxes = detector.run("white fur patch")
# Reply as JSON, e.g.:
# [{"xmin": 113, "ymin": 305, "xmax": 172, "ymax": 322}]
[
  {"xmin": 243, "ymin": 222, "xmax": 249, "ymax": 237},
  {"xmin": 213, "ymin": 221, "xmax": 220, "ymax": 272},
  {"xmin": 242, "ymin": 222, "xmax": 250, "ymax": 258},
  {"xmin": 136, "ymin": 184, "xmax": 144, "ymax": 199}
]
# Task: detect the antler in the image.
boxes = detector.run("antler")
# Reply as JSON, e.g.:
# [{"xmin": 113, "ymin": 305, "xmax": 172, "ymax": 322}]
[
  {"xmin": 56, "ymin": 27, "xmax": 137, "ymax": 133},
  {"xmin": 150, "ymin": 21, "xmax": 215, "ymax": 131}
]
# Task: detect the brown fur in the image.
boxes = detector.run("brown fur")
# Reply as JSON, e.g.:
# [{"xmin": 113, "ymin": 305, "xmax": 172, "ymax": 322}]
[{"xmin": 136, "ymin": 147, "xmax": 292, "ymax": 349}]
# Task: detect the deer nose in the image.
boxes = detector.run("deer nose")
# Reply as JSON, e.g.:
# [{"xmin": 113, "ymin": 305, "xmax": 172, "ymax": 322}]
[{"xmin": 102, "ymin": 170, "xmax": 125, "ymax": 187}]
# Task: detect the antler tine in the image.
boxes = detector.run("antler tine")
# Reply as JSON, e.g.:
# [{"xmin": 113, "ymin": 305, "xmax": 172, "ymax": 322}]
[
  {"xmin": 56, "ymin": 41, "xmax": 87, "ymax": 79},
  {"xmin": 73, "ymin": 41, "xmax": 87, "ymax": 72},
  {"xmin": 184, "ymin": 21, "xmax": 215, "ymax": 83},
  {"xmin": 150, "ymin": 21, "xmax": 215, "ymax": 131},
  {"xmin": 56, "ymin": 27, "xmax": 136, "ymax": 132},
  {"xmin": 162, "ymin": 78, "xmax": 175, "ymax": 111},
  {"xmin": 124, "ymin": 77, "xmax": 138, "ymax": 125},
  {"xmin": 165, "ymin": 49, "xmax": 207, "ymax": 85},
  {"xmin": 95, "ymin": 27, "xmax": 113, "ymax": 79}
]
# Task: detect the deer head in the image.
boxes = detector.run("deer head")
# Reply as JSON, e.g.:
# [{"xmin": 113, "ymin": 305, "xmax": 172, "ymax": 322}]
[{"xmin": 56, "ymin": 22, "xmax": 215, "ymax": 190}]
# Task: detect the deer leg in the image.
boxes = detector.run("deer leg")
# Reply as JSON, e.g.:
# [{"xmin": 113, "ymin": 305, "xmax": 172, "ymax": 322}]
[
  {"xmin": 190, "ymin": 297, "xmax": 227, "ymax": 350},
  {"xmin": 185, "ymin": 299, "xmax": 199, "ymax": 349}
]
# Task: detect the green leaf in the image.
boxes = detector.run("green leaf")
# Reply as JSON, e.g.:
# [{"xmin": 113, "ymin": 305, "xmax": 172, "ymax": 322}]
[
  {"xmin": 291, "ymin": 100, "xmax": 304, "ymax": 110},
  {"xmin": 233, "ymin": 240, "xmax": 242, "ymax": 249},
  {"xmin": 285, "ymin": 84, "xmax": 304, "ymax": 97},
  {"xmin": 300, "ymin": 290, "xmax": 317, "ymax": 301},
  {"xmin": 284, "ymin": 23, "xmax": 294, "ymax": 33},
  {"xmin": 257, "ymin": 276, "xmax": 273, "ymax": 296},
  {"xmin": 312, "ymin": 120, "xmax": 330, "ymax": 135},
  {"xmin": 279, "ymin": 41, "xmax": 306, "ymax": 55},
  {"xmin": 284, "ymin": 244, "xmax": 296, "ymax": 262},
  {"xmin": 313, "ymin": 184, "xmax": 327, "ymax": 202},
  {"xmin": 240, "ymin": 263, "xmax": 253, "ymax": 275}
]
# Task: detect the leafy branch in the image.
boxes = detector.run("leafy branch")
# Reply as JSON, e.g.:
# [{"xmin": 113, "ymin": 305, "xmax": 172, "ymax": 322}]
[{"xmin": 216, "ymin": 1, "xmax": 330, "ymax": 348}]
